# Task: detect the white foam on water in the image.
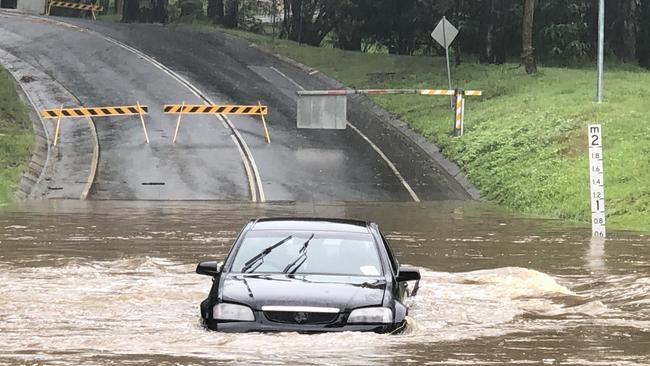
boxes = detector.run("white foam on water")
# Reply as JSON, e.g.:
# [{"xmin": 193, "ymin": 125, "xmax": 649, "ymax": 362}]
[
  {"xmin": 403, "ymin": 267, "xmax": 603, "ymax": 343},
  {"xmin": 0, "ymin": 260, "xmax": 638, "ymax": 365}
]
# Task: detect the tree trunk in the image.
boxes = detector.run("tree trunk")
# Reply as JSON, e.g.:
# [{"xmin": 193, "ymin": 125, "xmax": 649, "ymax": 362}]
[
  {"xmin": 207, "ymin": 0, "xmax": 216, "ymax": 18},
  {"xmin": 622, "ymin": 0, "xmax": 637, "ymax": 63},
  {"xmin": 115, "ymin": 0, "xmax": 123, "ymax": 16},
  {"xmin": 479, "ymin": 0, "xmax": 496, "ymax": 63},
  {"xmin": 150, "ymin": 0, "xmax": 167, "ymax": 23},
  {"xmin": 208, "ymin": 0, "xmax": 224, "ymax": 23},
  {"xmin": 223, "ymin": 0, "xmax": 238, "ymax": 28},
  {"xmin": 522, "ymin": 0, "xmax": 537, "ymax": 74},
  {"xmin": 122, "ymin": 0, "xmax": 139, "ymax": 22},
  {"xmin": 99, "ymin": 0, "xmax": 109, "ymax": 13}
]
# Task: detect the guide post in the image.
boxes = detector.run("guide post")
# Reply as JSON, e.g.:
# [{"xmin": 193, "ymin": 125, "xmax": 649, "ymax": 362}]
[{"xmin": 588, "ymin": 124, "xmax": 606, "ymax": 238}]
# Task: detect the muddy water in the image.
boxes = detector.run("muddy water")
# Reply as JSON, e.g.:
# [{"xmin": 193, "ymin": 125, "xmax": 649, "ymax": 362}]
[{"xmin": 0, "ymin": 201, "xmax": 649, "ymax": 365}]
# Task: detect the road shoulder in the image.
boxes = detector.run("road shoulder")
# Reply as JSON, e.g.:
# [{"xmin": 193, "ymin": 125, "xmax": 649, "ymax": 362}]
[{"xmin": 0, "ymin": 47, "xmax": 98, "ymax": 200}]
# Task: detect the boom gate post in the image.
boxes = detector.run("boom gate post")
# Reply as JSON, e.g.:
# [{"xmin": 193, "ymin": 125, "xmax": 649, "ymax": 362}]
[{"xmin": 454, "ymin": 89, "xmax": 464, "ymax": 137}]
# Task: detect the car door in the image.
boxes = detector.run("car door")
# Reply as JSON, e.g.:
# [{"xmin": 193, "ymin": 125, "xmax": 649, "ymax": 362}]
[{"xmin": 380, "ymin": 232, "xmax": 409, "ymax": 301}]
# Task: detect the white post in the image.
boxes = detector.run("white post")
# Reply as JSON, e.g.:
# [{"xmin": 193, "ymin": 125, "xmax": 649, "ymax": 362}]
[
  {"xmin": 588, "ymin": 124, "xmax": 606, "ymax": 238},
  {"xmin": 597, "ymin": 0, "xmax": 605, "ymax": 103}
]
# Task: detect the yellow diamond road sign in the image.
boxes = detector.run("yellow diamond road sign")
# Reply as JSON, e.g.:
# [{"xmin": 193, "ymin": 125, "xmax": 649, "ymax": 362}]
[{"xmin": 431, "ymin": 17, "xmax": 458, "ymax": 49}]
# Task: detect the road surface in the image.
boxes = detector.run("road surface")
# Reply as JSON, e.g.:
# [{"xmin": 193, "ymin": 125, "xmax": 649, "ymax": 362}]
[{"xmin": 0, "ymin": 12, "xmax": 470, "ymax": 202}]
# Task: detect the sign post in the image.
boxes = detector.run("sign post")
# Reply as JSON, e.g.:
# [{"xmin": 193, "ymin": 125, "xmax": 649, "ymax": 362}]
[
  {"xmin": 588, "ymin": 124, "xmax": 606, "ymax": 238},
  {"xmin": 597, "ymin": 0, "xmax": 605, "ymax": 103},
  {"xmin": 431, "ymin": 17, "xmax": 458, "ymax": 108}
]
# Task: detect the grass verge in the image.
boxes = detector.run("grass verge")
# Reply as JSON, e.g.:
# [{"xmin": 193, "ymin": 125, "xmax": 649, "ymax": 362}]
[
  {"xmin": 191, "ymin": 25, "xmax": 649, "ymax": 232},
  {"xmin": 0, "ymin": 66, "xmax": 33, "ymax": 205}
]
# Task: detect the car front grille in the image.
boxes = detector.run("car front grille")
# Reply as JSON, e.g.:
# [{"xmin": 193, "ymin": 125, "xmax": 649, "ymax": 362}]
[{"xmin": 264, "ymin": 311, "xmax": 339, "ymax": 325}]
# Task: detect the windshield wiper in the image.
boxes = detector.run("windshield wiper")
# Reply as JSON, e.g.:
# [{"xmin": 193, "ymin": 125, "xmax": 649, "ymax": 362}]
[
  {"xmin": 283, "ymin": 233, "xmax": 314, "ymax": 274},
  {"xmin": 241, "ymin": 235, "xmax": 293, "ymax": 273}
]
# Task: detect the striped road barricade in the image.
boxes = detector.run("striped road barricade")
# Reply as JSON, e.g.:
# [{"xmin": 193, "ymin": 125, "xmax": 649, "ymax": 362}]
[
  {"xmin": 46, "ymin": 1, "xmax": 103, "ymax": 20},
  {"xmin": 41, "ymin": 103, "xmax": 150, "ymax": 145},
  {"xmin": 164, "ymin": 103, "xmax": 270, "ymax": 144}
]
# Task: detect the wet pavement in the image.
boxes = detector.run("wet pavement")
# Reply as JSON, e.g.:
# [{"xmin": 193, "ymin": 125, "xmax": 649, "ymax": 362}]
[
  {"xmin": 0, "ymin": 12, "xmax": 468, "ymax": 202},
  {"xmin": 1, "ymin": 201, "xmax": 649, "ymax": 365}
]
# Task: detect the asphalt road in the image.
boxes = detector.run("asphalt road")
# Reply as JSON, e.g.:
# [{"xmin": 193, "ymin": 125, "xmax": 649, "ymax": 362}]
[{"xmin": 0, "ymin": 13, "xmax": 470, "ymax": 202}]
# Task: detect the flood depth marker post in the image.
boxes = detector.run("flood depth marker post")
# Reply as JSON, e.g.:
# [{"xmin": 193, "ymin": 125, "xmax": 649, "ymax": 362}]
[{"xmin": 588, "ymin": 124, "xmax": 606, "ymax": 238}]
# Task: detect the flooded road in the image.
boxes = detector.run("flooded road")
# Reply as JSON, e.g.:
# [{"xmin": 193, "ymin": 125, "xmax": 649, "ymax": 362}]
[{"xmin": 1, "ymin": 201, "xmax": 649, "ymax": 365}]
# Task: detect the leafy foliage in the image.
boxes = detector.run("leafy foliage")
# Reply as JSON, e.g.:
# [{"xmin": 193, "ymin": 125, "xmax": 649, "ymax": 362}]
[{"xmin": 196, "ymin": 0, "xmax": 649, "ymax": 67}]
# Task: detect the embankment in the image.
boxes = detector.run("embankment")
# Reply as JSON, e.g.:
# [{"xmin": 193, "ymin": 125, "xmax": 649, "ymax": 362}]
[
  {"xmin": 209, "ymin": 26, "xmax": 649, "ymax": 231},
  {"xmin": 0, "ymin": 65, "xmax": 33, "ymax": 204}
]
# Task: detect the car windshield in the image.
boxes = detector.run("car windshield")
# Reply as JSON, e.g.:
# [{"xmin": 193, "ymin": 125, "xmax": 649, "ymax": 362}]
[{"xmin": 230, "ymin": 231, "xmax": 383, "ymax": 276}]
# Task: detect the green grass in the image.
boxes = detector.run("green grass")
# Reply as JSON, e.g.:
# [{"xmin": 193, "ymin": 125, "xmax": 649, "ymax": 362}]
[
  {"xmin": 0, "ymin": 66, "xmax": 33, "ymax": 205},
  {"xmin": 96, "ymin": 13, "xmax": 121, "ymax": 22},
  {"xmin": 184, "ymin": 25, "xmax": 650, "ymax": 232}
]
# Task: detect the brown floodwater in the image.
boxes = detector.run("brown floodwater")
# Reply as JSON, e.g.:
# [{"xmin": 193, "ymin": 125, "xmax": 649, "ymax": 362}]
[{"xmin": 0, "ymin": 201, "xmax": 649, "ymax": 365}]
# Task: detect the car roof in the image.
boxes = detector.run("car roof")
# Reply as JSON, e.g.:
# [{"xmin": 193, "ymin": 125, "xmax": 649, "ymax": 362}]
[{"xmin": 249, "ymin": 218, "xmax": 372, "ymax": 233}]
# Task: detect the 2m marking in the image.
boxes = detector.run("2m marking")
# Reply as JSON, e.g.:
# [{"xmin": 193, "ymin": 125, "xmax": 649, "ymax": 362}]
[{"xmin": 588, "ymin": 124, "xmax": 606, "ymax": 238}]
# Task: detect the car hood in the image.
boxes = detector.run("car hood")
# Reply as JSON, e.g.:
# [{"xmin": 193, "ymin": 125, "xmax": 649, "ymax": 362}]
[{"xmin": 221, "ymin": 273, "xmax": 387, "ymax": 312}]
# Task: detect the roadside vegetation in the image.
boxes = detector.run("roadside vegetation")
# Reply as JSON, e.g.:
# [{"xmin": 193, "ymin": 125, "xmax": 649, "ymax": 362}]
[
  {"xmin": 96, "ymin": 0, "xmax": 649, "ymax": 231},
  {"xmin": 0, "ymin": 66, "xmax": 33, "ymax": 205},
  {"xmin": 180, "ymin": 24, "xmax": 650, "ymax": 232}
]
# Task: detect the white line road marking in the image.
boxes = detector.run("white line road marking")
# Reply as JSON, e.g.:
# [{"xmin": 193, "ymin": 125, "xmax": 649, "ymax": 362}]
[
  {"xmin": 101, "ymin": 35, "xmax": 265, "ymax": 202},
  {"xmin": 232, "ymin": 135, "xmax": 257, "ymax": 202},
  {"xmin": 347, "ymin": 124, "xmax": 420, "ymax": 202},
  {"xmin": 11, "ymin": 13, "xmax": 266, "ymax": 202},
  {"xmin": 225, "ymin": 114, "xmax": 266, "ymax": 202},
  {"xmin": 269, "ymin": 66, "xmax": 421, "ymax": 202},
  {"xmin": 98, "ymin": 38, "xmax": 267, "ymax": 202},
  {"xmin": 270, "ymin": 66, "xmax": 306, "ymax": 91}
]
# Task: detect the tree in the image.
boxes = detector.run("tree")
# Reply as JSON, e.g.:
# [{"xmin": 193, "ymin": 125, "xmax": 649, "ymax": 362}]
[
  {"xmin": 223, "ymin": 0, "xmax": 239, "ymax": 28},
  {"xmin": 207, "ymin": 0, "xmax": 224, "ymax": 24},
  {"xmin": 121, "ymin": 0, "xmax": 167, "ymax": 22},
  {"xmin": 479, "ymin": 0, "xmax": 507, "ymax": 64},
  {"xmin": 122, "ymin": 0, "xmax": 139, "ymax": 22},
  {"xmin": 621, "ymin": 0, "xmax": 637, "ymax": 63},
  {"xmin": 522, "ymin": 0, "xmax": 537, "ymax": 74},
  {"xmin": 115, "ymin": 0, "xmax": 123, "ymax": 16},
  {"xmin": 281, "ymin": 0, "xmax": 340, "ymax": 46},
  {"xmin": 331, "ymin": 0, "xmax": 365, "ymax": 51}
]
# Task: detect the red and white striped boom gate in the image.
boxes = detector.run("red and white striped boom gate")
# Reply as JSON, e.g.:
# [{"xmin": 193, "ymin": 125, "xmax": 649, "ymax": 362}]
[{"xmin": 297, "ymin": 89, "xmax": 482, "ymax": 136}]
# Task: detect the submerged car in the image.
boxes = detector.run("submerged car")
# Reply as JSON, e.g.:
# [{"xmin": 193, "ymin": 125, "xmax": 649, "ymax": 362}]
[{"xmin": 196, "ymin": 218, "xmax": 420, "ymax": 333}]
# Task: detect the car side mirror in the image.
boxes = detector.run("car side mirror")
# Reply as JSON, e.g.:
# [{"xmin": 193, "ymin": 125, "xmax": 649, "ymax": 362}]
[
  {"xmin": 196, "ymin": 261, "xmax": 221, "ymax": 276},
  {"xmin": 396, "ymin": 266, "xmax": 420, "ymax": 282}
]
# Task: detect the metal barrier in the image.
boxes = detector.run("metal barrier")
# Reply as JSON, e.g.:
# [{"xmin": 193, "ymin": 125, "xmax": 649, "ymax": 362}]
[
  {"xmin": 296, "ymin": 88, "xmax": 482, "ymax": 136},
  {"xmin": 46, "ymin": 1, "xmax": 103, "ymax": 20},
  {"xmin": 164, "ymin": 102, "xmax": 270, "ymax": 143},
  {"xmin": 41, "ymin": 103, "xmax": 149, "ymax": 145}
]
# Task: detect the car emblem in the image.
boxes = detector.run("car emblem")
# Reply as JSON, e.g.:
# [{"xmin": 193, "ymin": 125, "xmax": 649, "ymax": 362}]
[{"xmin": 293, "ymin": 312, "xmax": 309, "ymax": 324}]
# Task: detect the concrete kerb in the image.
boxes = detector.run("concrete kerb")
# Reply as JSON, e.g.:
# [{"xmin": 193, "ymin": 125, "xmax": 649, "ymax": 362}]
[
  {"xmin": 5, "ymin": 64, "xmax": 50, "ymax": 200},
  {"xmin": 82, "ymin": 112, "xmax": 99, "ymax": 200},
  {"xmin": 249, "ymin": 43, "xmax": 481, "ymax": 200},
  {"xmin": 0, "ymin": 47, "xmax": 99, "ymax": 201}
]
